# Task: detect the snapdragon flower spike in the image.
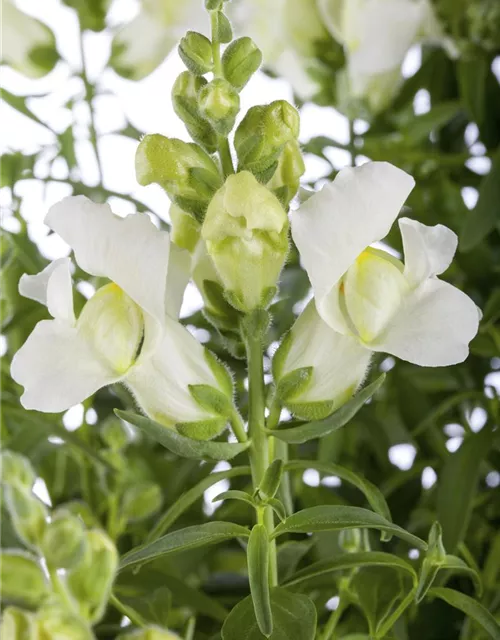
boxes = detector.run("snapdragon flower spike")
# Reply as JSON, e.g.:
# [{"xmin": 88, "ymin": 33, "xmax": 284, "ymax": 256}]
[
  {"xmin": 11, "ymin": 196, "xmax": 233, "ymax": 438},
  {"xmin": 291, "ymin": 162, "xmax": 480, "ymax": 367}
]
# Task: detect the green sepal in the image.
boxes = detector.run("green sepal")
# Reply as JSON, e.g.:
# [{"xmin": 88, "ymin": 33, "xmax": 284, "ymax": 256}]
[
  {"xmin": 203, "ymin": 306, "xmax": 239, "ymax": 331},
  {"xmin": 173, "ymin": 195, "xmax": 207, "ymax": 222},
  {"xmin": 176, "ymin": 417, "xmax": 227, "ymax": 441},
  {"xmin": 204, "ymin": 349, "xmax": 234, "ymax": 397},
  {"xmin": 255, "ymin": 162, "xmax": 279, "ymax": 184},
  {"xmin": 178, "ymin": 31, "xmax": 213, "ymax": 75},
  {"xmin": 189, "ymin": 166, "xmax": 222, "ymax": 200},
  {"xmin": 276, "ymin": 367, "xmax": 313, "ymax": 402},
  {"xmin": 222, "ymin": 37, "xmax": 263, "ymax": 90},
  {"xmin": 286, "ymin": 397, "xmax": 347, "ymax": 422},
  {"xmin": 189, "ymin": 383, "xmax": 233, "ymax": 416},
  {"xmin": 272, "ymin": 330, "xmax": 292, "ymax": 381},
  {"xmin": 4, "ymin": 484, "xmax": 48, "ymax": 549},
  {"xmin": 240, "ymin": 309, "xmax": 271, "ymax": 344},
  {"xmin": 202, "ymin": 279, "xmax": 242, "ymax": 324},
  {"xmin": 260, "ymin": 286, "xmax": 278, "ymax": 309},
  {"xmin": 0, "ymin": 550, "xmax": 50, "ymax": 608},
  {"xmin": 216, "ymin": 11, "xmax": 233, "ymax": 43},
  {"xmin": 258, "ymin": 459, "xmax": 284, "ymax": 500}
]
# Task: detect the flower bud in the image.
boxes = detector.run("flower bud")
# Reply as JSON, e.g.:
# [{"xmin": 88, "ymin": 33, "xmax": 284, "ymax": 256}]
[
  {"xmin": 41, "ymin": 510, "xmax": 87, "ymax": 569},
  {"xmin": 339, "ymin": 528, "xmax": 363, "ymax": 553},
  {"xmin": 198, "ymin": 79, "xmax": 240, "ymax": 136},
  {"xmin": 0, "ymin": 450, "xmax": 35, "ymax": 490},
  {"xmin": 0, "ymin": 607, "xmax": 37, "ymax": 640},
  {"xmin": 416, "ymin": 522, "xmax": 447, "ymax": 602},
  {"xmin": 222, "ymin": 37, "xmax": 263, "ymax": 90},
  {"xmin": 338, "ymin": 248, "xmax": 408, "ymax": 343},
  {"xmin": 136, "ymin": 134, "xmax": 222, "ymax": 219},
  {"xmin": 67, "ymin": 530, "xmax": 118, "ymax": 623},
  {"xmin": 172, "ymin": 72, "xmax": 217, "ymax": 153},
  {"xmin": 178, "ymin": 31, "xmax": 213, "ymax": 75},
  {"xmin": 267, "ymin": 140, "xmax": 305, "ymax": 206},
  {"xmin": 4, "ymin": 484, "xmax": 48, "ymax": 549},
  {"xmin": 77, "ymin": 283, "xmax": 144, "ymax": 375},
  {"xmin": 121, "ymin": 482, "xmax": 163, "ymax": 522},
  {"xmin": 235, "ymin": 101, "xmax": 301, "ymax": 179},
  {"xmin": 169, "ymin": 203, "xmax": 201, "ymax": 253},
  {"xmin": 117, "ymin": 626, "xmax": 181, "ymax": 640},
  {"xmin": 272, "ymin": 301, "xmax": 371, "ymax": 420},
  {"xmin": 201, "ymin": 171, "xmax": 289, "ymax": 312},
  {"xmin": 0, "ymin": 551, "xmax": 50, "ymax": 608},
  {"xmin": 37, "ymin": 602, "xmax": 94, "ymax": 640}
]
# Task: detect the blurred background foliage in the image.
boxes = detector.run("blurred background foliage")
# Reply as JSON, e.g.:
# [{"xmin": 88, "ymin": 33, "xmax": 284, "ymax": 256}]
[{"xmin": 1, "ymin": 0, "xmax": 500, "ymax": 638}]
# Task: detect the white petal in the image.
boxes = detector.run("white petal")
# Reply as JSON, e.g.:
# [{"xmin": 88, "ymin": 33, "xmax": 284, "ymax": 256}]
[
  {"xmin": 45, "ymin": 197, "xmax": 171, "ymax": 326},
  {"xmin": 284, "ymin": 301, "xmax": 371, "ymax": 402},
  {"xmin": 291, "ymin": 162, "xmax": 415, "ymax": 329},
  {"xmin": 126, "ymin": 316, "xmax": 218, "ymax": 426},
  {"xmin": 317, "ymin": 0, "xmax": 345, "ymax": 44},
  {"xmin": 165, "ymin": 244, "xmax": 190, "ymax": 319},
  {"xmin": 372, "ymin": 279, "xmax": 480, "ymax": 367},
  {"xmin": 400, "ymin": 218, "xmax": 458, "ymax": 288},
  {"xmin": 11, "ymin": 320, "xmax": 118, "ymax": 412},
  {"xmin": 19, "ymin": 258, "xmax": 75, "ymax": 324}
]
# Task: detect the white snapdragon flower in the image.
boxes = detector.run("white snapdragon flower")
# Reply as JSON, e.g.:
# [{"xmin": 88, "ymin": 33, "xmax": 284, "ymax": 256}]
[
  {"xmin": 111, "ymin": 0, "xmax": 209, "ymax": 80},
  {"xmin": 291, "ymin": 161, "xmax": 480, "ymax": 367},
  {"xmin": 318, "ymin": 0, "xmax": 452, "ymax": 111},
  {"xmin": 11, "ymin": 196, "xmax": 231, "ymax": 434},
  {"xmin": 2, "ymin": 0, "xmax": 58, "ymax": 78}
]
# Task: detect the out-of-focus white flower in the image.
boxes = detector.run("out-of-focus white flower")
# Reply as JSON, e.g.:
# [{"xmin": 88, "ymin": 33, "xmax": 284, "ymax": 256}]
[
  {"xmin": 318, "ymin": 0, "xmax": 453, "ymax": 111},
  {"xmin": 291, "ymin": 161, "xmax": 480, "ymax": 367},
  {"xmin": 111, "ymin": 0, "xmax": 209, "ymax": 80},
  {"xmin": 11, "ymin": 196, "xmax": 231, "ymax": 432},
  {"xmin": 2, "ymin": 0, "xmax": 58, "ymax": 78}
]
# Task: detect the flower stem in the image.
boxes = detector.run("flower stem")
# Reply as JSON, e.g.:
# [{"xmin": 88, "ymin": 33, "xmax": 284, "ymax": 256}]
[
  {"xmin": 321, "ymin": 597, "xmax": 347, "ymax": 640},
  {"xmin": 209, "ymin": 8, "xmax": 234, "ymax": 177},
  {"xmin": 230, "ymin": 409, "xmax": 248, "ymax": 442},
  {"xmin": 246, "ymin": 332, "xmax": 278, "ymax": 587}
]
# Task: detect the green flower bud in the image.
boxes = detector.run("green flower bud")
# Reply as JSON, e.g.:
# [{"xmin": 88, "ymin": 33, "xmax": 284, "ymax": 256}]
[
  {"xmin": 67, "ymin": 530, "xmax": 118, "ymax": 623},
  {"xmin": 339, "ymin": 528, "xmax": 363, "ymax": 553},
  {"xmin": 121, "ymin": 482, "xmax": 163, "ymax": 522},
  {"xmin": 0, "ymin": 450, "xmax": 35, "ymax": 490},
  {"xmin": 172, "ymin": 72, "xmax": 217, "ymax": 153},
  {"xmin": 178, "ymin": 31, "xmax": 213, "ymax": 75},
  {"xmin": 37, "ymin": 602, "xmax": 94, "ymax": 640},
  {"xmin": 0, "ymin": 607, "xmax": 37, "ymax": 640},
  {"xmin": 267, "ymin": 140, "xmax": 305, "ymax": 206},
  {"xmin": 77, "ymin": 283, "xmax": 144, "ymax": 375},
  {"xmin": 117, "ymin": 625, "xmax": 181, "ymax": 640},
  {"xmin": 416, "ymin": 522, "xmax": 447, "ymax": 602},
  {"xmin": 201, "ymin": 171, "xmax": 289, "ymax": 311},
  {"xmin": 169, "ymin": 203, "xmax": 201, "ymax": 253},
  {"xmin": 198, "ymin": 79, "xmax": 240, "ymax": 136},
  {"xmin": 222, "ymin": 37, "xmax": 263, "ymax": 90},
  {"xmin": 41, "ymin": 511, "xmax": 87, "ymax": 569},
  {"xmin": 0, "ymin": 551, "xmax": 50, "ymax": 608},
  {"xmin": 215, "ymin": 11, "xmax": 233, "ymax": 43},
  {"xmin": 235, "ymin": 100, "xmax": 301, "ymax": 178},
  {"xmin": 100, "ymin": 416, "xmax": 131, "ymax": 451},
  {"xmin": 4, "ymin": 484, "xmax": 48, "ymax": 549},
  {"xmin": 136, "ymin": 134, "xmax": 222, "ymax": 219}
]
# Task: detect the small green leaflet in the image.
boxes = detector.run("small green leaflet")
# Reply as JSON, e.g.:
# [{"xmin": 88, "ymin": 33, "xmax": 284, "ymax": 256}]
[{"xmin": 429, "ymin": 588, "xmax": 500, "ymax": 640}]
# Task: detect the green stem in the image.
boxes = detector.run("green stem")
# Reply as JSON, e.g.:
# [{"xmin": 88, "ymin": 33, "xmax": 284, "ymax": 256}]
[
  {"xmin": 230, "ymin": 409, "xmax": 248, "ymax": 442},
  {"xmin": 210, "ymin": 9, "xmax": 234, "ymax": 177},
  {"xmin": 185, "ymin": 617, "xmax": 196, "ymax": 640},
  {"xmin": 110, "ymin": 593, "xmax": 146, "ymax": 628},
  {"xmin": 322, "ymin": 597, "xmax": 347, "ymax": 640},
  {"xmin": 78, "ymin": 22, "xmax": 103, "ymax": 184},
  {"xmin": 246, "ymin": 333, "xmax": 278, "ymax": 587}
]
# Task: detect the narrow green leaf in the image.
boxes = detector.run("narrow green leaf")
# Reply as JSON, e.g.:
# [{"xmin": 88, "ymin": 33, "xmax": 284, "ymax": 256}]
[
  {"xmin": 248, "ymin": 525, "xmax": 273, "ymax": 637},
  {"xmin": 429, "ymin": 588, "xmax": 500, "ymax": 640},
  {"xmin": 213, "ymin": 490, "xmax": 256, "ymax": 507},
  {"xmin": 222, "ymin": 588, "xmax": 316, "ymax": 640},
  {"xmin": 440, "ymin": 555, "xmax": 483, "ymax": 596},
  {"xmin": 400, "ymin": 101, "xmax": 461, "ymax": 142},
  {"xmin": 271, "ymin": 506, "xmax": 427, "ymax": 550},
  {"xmin": 267, "ymin": 498, "xmax": 287, "ymax": 522},
  {"xmin": 270, "ymin": 375, "xmax": 385, "ymax": 444},
  {"xmin": 116, "ymin": 410, "xmax": 250, "ymax": 461},
  {"xmin": 285, "ymin": 459, "xmax": 391, "ymax": 523},
  {"xmin": 437, "ymin": 427, "xmax": 492, "ymax": 551},
  {"xmin": 119, "ymin": 522, "xmax": 250, "ymax": 571},
  {"xmin": 147, "ymin": 466, "xmax": 251, "ymax": 542},
  {"xmin": 284, "ymin": 551, "xmax": 417, "ymax": 588},
  {"xmin": 259, "ymin": 459, "xmax": 284, "ymax": 500}
]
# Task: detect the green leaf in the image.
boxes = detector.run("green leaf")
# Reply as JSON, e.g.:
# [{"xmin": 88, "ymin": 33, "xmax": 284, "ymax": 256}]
[
  {"xmin": 440, "ymin": 555, "xmax": 483, "ymax": 596},
  {"xmin": 116, "ymin": 410, "xmax": 250, "ymax": 461},
  {"xmin": 119, "ymin": 522, "xmax": 250, "ymax": 571},
  {"xmin": 437, "ymin": 427, "xmax": 492, "ymax": 551},
  {"xmin": 399, "ymin": 101, "xmax": 461, "ymax": 143},
  {"xmin": 147, "ymin": 466, "xmax": 251, "ymax": 542},
  {"xmin": 271, "ymin": 506, "xmax": 427, "ymax": 550},
  {"xmin": 222, "ymin": 588, "xmax": 316, "ymax": 640},
  {"xmin": 277, "ymin": 541, "xmax": 314, "ymax": 583},
  {"xmin": 460, "ymin": 148, "xmax": 500, "ymax": 251},
  {"xmin": 213, "ymin": 490, "xmax": 256, "ymax": 508},
  {"xmin": 285, "ymin": 459, "xmax": 391, "ymax": 523},
  {"xmin": 248, "ymin": 525, "xmax": 273, "ymax": 637},
  {"xmin": 284, "ymin": 551, "xmax": 417, "ymax": 588},
  {"xmin": 270, "ymin": 375, "xmax": 385, "ymax": 443},
  {"xmin": 259, "ymin": 459, "xmax": 284, "ymax": 500},
  {"xmin": 267, "ymin": 498, "xmax": 287, "ymax": 522},
  {"xmin": 428, "ymin": 588, "xmax": 500, "ymax": 640}
]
